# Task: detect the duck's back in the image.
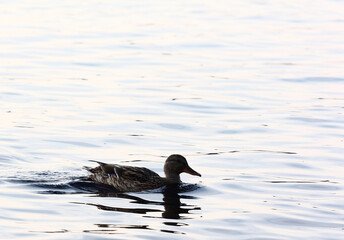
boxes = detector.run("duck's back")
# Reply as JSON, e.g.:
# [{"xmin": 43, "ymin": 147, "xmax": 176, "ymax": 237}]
[{"xmin": 88, "ymin": 164, "xmax": 166, "ymax": 192}]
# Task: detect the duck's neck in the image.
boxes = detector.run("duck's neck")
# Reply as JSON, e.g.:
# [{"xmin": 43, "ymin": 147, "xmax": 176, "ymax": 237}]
[{"xmin": 164, "ymin": 173, "xmax": 181, "ymax": 184}]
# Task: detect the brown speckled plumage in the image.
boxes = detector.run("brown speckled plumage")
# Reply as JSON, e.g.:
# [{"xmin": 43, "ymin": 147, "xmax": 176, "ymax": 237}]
[{"xmin": 87, "ymin": 154, "xmax": 201, "ymax": 192}]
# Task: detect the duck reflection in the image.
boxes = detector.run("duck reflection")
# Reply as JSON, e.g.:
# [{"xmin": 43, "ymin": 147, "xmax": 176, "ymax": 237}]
[
  {"xmin": 84, "ymin": 223, "xmax": 185, "ymax": 235},
  {"xmin": 161, "ymin": 184, "xmax": 200, "ymax": 219},
  {"xmin": 72, "ymin": 184, "xmax": 201, "ymax": 220}
]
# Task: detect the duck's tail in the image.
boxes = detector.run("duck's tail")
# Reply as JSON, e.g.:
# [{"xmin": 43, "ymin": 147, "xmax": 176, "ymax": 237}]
[
  {"xmin": 88, "ymin": 160, "xmax": 107, "ymax": 166},
  {"xmin": 83, "ymin": 160, "xmax": 107, "ymax": 173}
]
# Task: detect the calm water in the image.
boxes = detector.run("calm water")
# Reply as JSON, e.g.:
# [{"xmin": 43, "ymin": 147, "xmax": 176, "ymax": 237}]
[{"xmin": 1, "ymin": 1, "xmax": 344, "ymax": 239}]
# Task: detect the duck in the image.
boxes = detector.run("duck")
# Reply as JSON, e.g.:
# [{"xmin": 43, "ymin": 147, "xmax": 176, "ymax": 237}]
[{"xmin": 87, "ymin": 154, "xmax": 201, "ymax": 192}]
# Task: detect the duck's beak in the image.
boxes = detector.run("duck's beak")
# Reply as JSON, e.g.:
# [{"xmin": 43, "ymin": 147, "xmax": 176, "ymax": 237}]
[{"xmin": 184, "ymin": 166, "xmax": 201, "ymax": 177}]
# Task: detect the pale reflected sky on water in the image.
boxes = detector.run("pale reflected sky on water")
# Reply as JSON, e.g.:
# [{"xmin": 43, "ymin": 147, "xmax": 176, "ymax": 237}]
[{"xmin": 1, "ymin": 1, "xmax": 344, "ymax": 239}]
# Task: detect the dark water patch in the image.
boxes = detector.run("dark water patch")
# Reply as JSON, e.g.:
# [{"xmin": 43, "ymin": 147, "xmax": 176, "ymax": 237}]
[
  {"xmin": 82, "ymin": 223, "xmax": 185, "ymax": 236},
  {"xmin": 92, "ymin": 192, "xmax": 163, "ymax": 205},
  {"xmin": 72, "ymin": 201, "xmax": 163, "ymax": 215},
  {"xmin": 40, "ymin": 190, "xmax": 69, "ymax": 194},
  {"xmin": 163, "ymin": 222, "xmax": 188, "ymax": 227},
  {"xmin": 91, "ymin": 224, "xmax": 154, "ymax": 235},
  {"xmin": 160, "ymin": 229, "xmax": 185, "ymax": 235},
  {"xmin": 143, "ymin": 214, "xmax": 197, "ymax": 220},
  {"xmin": 95, "ymin": 224, "xmax": 151, "ymax": 230}
]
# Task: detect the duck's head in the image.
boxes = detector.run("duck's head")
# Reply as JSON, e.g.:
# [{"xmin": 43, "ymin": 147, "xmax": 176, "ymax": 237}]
[{"xmin": 164, "ymin": 154, "xmax": 201, "ymax": 182}]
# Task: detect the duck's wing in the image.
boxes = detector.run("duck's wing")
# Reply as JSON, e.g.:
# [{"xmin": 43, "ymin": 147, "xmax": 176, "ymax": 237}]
[
  {"xmin": 113, "ymin": 165, "xmax": 161, "ymax": 183},
  {"xmin": 88, "ymin": 160, "xmax": 160, "ymax": 182}
]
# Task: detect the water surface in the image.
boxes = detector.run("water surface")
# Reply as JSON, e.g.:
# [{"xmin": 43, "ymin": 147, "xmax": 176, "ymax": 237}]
[{"xmin": 1, "ymin": 1, "xmax": 344, "ymax": 239}]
